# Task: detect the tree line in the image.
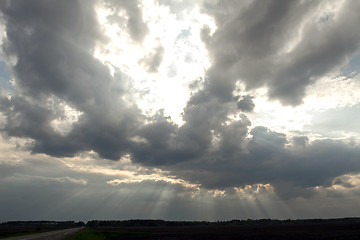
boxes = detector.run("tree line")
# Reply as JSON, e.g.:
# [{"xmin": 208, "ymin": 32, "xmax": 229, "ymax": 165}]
[
  {"xmin": 86, "ymin": 217, "xmax": 360, "ymax": 227},
  {"xmin": 2, "ymin": 218, "xmax": 359, "ymax": 228}
]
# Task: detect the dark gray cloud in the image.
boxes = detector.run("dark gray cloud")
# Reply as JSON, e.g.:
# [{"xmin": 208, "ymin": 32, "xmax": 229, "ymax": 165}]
[
  {"xmin": 0, "ymin": 0, "xmax": 360, "ymax": 206},
  {"xmin": 236, "ymin": 95, "xmax": 255, "ymax": 112},
  {"xmin": 201, "ymin": 0, "xmax": 360, "ymax": 105},
  {"xmin": 0, "ymin": 0, "xmax": 143, "ymax": 160},
  {"xmin": 130, "ymin": 83, "xmax": 360, "ymax": 199},
  {"xmin": 166, "ymin": 125, "xmax": 360, "ymax": 197},
  {"xmin": 291, "ymin": 136, "xmax": 309, "ymax": 150}
]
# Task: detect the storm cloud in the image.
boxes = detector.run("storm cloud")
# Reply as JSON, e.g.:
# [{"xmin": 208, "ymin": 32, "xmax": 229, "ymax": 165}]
[
  {"xmin": 201, "ymin": 0, "xmax": 360, "ymax": 105},
  {"xmin": 0, "ymin": 0, "xmax": 141, "ymax": 160}
]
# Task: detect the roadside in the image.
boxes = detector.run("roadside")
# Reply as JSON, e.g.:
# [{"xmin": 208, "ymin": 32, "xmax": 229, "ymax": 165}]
[{"xmin": 1, "ymin": 227, "xmax": 83, "ymax": 240}]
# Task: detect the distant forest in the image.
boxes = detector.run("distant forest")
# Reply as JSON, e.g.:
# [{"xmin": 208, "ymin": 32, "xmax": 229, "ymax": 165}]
[{"xmin": 86, "ymin": 218, "xmax": 360, "ymax": 227}]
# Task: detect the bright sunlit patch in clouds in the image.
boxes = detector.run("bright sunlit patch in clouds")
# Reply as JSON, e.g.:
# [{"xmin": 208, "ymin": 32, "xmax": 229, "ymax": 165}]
[
  {"xmin": 50, "ymin": 103, "xmax": 82, "ymax": 136},
  {"xmin": 107, "ymin": 176, "xmax": 200, "ymax": 190},
  {"xmin": 59, "ymin": 151, "xmax": 201, "ymax": 191},
  {"xmin": 94, "ymin": 1, "xmax": 214, "ymax": 124},
  {"xmin": 304, "ymin": 74, "xmax": 360, "ymax": 111},
  {"xmin": 245, "ymin": 72, "xmax": 360, "ymax": 140}
]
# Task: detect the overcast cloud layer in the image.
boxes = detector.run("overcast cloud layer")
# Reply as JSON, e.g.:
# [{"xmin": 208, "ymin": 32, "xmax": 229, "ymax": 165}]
[{"xmin": 1, "ymin": 0, "xmax": 360, "ymax": 221}]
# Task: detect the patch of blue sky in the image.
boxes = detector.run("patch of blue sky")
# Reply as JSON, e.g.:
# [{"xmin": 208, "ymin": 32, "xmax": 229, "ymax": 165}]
[
  {"xmin": 0, "ymin": 60, "xmax": 12, "ymax": 90},
  {"xmin": 319, "ymin": 14, "xmax": 330, "ymax": 24},
  {"xmin": 341, "ymin": 54, "xmax": 360, "ymax": 77},
  {"xmin": 306, "ymin": 104, "xmax": 360, "ymax": 138},
  {"xmin": 174, "ymin": 28, "xmax": 191, "ymax": 43}
]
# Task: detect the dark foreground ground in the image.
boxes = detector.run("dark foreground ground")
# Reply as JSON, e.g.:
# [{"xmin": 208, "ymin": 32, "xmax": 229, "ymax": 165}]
[
  {"xmin": 81, "ymin": 222, "xmax": 360, "ymax": 240},
  {"xmin": 0, "ymin": 221, "xmax": 83, "ymax": 239},
  {"xmin": 0, "ymin": 226, "xmax": 63, "ymax": 238},
  {"xmin": 1, "ymin": 228, "xmax": 82, "ymax": 240}
]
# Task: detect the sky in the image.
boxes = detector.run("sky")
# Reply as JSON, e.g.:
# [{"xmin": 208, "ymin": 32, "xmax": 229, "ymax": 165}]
[{"xmin": 0, "ymin": 0, "xmax": 360, "ymax": 222}]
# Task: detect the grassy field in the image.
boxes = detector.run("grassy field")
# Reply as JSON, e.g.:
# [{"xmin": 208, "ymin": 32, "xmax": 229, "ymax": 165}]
[
  {"xmin": 2, "ymin": 221, "xmax": 360, "ymax": 239},
  {"xmin": 65, "ymin": 228, "xmax": 152, "ymax": 240},
  {"xmin": 64, "ymin": 228, "xmax": 106, "ymax": 240},
  {"xmin": 0, "ymin": 226, "xmax": 60, "ymax": 238},
  {"xmin": 66, "ymin": 222, "xmax": 360, "ymax": 240},
  {"xmin": 0, "ymin": 221, "xmax": 84, "ymax": 238}
]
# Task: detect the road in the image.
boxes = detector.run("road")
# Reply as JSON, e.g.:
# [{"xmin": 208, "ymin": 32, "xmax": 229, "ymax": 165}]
[{"xmin": 2, "ymin": 227, "xmax": 83, "ymax": 240}]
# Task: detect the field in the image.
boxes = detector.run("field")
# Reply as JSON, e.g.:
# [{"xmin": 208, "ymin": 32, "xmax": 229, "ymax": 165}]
[
  {"xmin": 0, "ymin": 221, "xmax": 83, "ymax": 238},
  {"xmin": 66, "ymin": 222, "xmax": 360, "ymax": 240},
  {"xmin": 0, "ymin": 225, "xmax": 63, "ymax": 238}
]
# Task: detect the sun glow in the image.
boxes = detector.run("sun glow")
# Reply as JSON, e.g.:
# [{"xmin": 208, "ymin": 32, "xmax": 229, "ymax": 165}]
[{"xmin": 94, "ymin": 1, "xmax": 213, "ymax": 125}]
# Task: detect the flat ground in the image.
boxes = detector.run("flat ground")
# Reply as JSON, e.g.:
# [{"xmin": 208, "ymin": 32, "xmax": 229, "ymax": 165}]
[
  {"xmin": 0, "ymin": 226, "xmax": 63, "ymax": 238},
  {"xmin": 1, "ymin": 228, "xmax": 82, "ymax": 240},
  {"xmin": 68, "ymin": 222, "xmax": 360, "ymax": 240}
]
